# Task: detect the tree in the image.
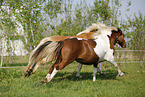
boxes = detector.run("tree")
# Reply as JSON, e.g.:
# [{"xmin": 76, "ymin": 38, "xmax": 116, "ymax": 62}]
[{"xmin": 125, "ymin": 12, "xmax": 145, "ymax": 50}]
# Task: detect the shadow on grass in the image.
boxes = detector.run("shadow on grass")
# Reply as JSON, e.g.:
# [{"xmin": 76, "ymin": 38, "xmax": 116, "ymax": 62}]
[
  {"xmin": 2, "ymin": 63, "xmax": 28, "ymax": 67},
  {"xmin": 50, "ymin": 70, "xmax": 125, "ymax": 82}
]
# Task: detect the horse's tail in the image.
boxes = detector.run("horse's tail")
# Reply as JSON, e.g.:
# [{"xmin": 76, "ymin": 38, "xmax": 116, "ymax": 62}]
[
  {"xmin": 31, "ymin": 41, "xmax": 59, "ymax": 64},
  {"xmin": 53, "ymin": 41, "xmax": 64, "ymax": 64},
  {"xmin": 29, "ymin": 37, "xmax": 52, "ymax": 60},
  {"xmin": 31, "ymin": 40, "xmax": 64, "ymax": 64},
  {"xmin": 25, "ymin": 37, "xmax": 52, "ymax": 71}
]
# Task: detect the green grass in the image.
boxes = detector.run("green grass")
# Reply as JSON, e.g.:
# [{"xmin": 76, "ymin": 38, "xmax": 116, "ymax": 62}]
[{"xmin": 0, "ymin": 62, "xmax": 145, "ymax": 97}]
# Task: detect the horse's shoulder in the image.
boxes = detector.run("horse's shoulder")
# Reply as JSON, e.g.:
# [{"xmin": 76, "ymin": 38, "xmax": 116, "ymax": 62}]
[{"xmin": 80, "ymin": 39, "xmax": 96, "ymax": 48}]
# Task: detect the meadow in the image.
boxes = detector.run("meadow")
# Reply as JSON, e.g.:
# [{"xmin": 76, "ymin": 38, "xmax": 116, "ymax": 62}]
[{"xmin": 0, "ymin": 62, "xmax": 145, "ymax": 97}]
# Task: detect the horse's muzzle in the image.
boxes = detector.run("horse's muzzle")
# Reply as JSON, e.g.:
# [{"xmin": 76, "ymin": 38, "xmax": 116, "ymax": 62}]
[{"xmin": 122, "ymin": 44, "xmax": 126, "ymax": 48}]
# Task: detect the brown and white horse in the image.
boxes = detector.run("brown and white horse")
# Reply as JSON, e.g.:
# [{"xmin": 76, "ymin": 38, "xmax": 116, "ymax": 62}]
[
  {"xmin": 24, "ymin": 23, "xmax": 118, "ymax": 77},
  {"xmin": 33, "ymin": 28, "xmax": 126, "ymax": 82}
]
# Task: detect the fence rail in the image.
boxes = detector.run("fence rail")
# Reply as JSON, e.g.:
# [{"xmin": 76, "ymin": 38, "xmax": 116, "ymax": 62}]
[
  {"xmin": 115, "ymin": 50, "xmax": 145, "ymax": 63},
  {"xmin": 115, "ymin": 50, "xmax": 145, "ymax": 51},
  {"xmin": 0, "ymin": 50, "xmax": 145, "ymax": 68}
]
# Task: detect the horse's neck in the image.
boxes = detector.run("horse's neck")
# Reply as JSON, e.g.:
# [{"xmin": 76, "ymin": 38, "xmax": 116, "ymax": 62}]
[
  {"xmin": 94, "ymin": 35, "xmax": 115, "ymax": 50},
  {"xmin": 108, "ymin": 36, "xmax": 116, "ymax": 49}
]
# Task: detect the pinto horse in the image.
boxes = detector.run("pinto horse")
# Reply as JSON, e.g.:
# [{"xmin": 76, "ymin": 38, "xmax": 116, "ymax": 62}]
[
  {"xmin": 36, "ymin": 28, "xmax": 126, "ymax": 82},
  {"xmin": 24, "ymin": 23, "xmax": 118, "ymax": 77}
]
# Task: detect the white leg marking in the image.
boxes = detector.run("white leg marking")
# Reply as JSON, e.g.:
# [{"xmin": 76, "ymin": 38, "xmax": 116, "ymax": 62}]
[
  {"xmin": 76, "ymin": 63, "xmax": 82, "ymax": 78},
  {"xmin": 50, "ymin": 68, "xmax": 59, "ymax": 79},
  {"xmin": 93, "ymin": 67, "xmax": 97, "ymax": 81},
  {"xmin": 45, "ymin": 68, "xmax": 59, "ymax": 82},
  {"xmin": 46, "ymin": 73, "xmax": 51, "ymax": 78}
]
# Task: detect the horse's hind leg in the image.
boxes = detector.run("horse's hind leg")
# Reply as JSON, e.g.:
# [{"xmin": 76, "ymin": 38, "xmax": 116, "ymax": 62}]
[
  {"xmin": 41, "ymin": 64, "xmax": 59, "ymax": 83},
  {"xmin": 41, "ymin": 59, "xmax": 73, "ymax": 83}
]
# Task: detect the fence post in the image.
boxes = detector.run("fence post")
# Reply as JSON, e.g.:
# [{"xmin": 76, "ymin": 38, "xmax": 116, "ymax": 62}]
[
  {"xmin": 1, "ymin": 41, "xmax": 4, "ymax": 67},
  {"xmin": 0, "ymin": 53, "xmax": 3, "ymax": 67},
  {"xmin": 140, "ymin": 50, "xmax": 143, "ymax": 68}
]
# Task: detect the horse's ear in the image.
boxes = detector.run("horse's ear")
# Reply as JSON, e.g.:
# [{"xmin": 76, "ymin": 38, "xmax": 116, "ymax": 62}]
[
  {"xmin": 112, "ymin": 28, "xmax": 121, "ymax": 33},
  {"xmin": 117, "ymin": 28, "xmax": 123, "ymax": 34},
  {"xmin": 112, "ymin": 29, "xmax": 118, "ymax": 33}
]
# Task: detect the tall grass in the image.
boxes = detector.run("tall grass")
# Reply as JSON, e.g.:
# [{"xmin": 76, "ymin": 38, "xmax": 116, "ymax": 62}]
[{"xmin": 0, "ymin": 62, "xmax": 145, "ymax": 97}]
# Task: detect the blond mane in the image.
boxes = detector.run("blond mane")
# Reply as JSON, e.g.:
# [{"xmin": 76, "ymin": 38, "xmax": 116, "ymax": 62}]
[{"xmin": 77, "ymin": 22, "xmax": 118, "ymax": 36}]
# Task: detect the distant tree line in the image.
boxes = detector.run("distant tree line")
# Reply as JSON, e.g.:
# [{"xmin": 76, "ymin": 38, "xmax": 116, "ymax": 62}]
[{"xmin": 0, "ymin": 0, "xmax": 144, "ymax": 53}]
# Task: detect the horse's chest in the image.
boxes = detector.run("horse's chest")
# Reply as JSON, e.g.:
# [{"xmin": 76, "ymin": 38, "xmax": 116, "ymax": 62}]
[{"xmin": 93, "ymin": 36, "xmax": 110, "ymax": 61}]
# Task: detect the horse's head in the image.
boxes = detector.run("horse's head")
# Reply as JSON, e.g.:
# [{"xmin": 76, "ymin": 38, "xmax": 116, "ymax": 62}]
[{"xmin": 112, "ymin": 28, "xmax": 126, "ymax": 48}]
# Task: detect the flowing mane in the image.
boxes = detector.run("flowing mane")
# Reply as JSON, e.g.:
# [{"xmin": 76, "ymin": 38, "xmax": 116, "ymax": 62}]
[{"xmin": 77, "ymin": 22, "xmax": 118, "ymax": 36}]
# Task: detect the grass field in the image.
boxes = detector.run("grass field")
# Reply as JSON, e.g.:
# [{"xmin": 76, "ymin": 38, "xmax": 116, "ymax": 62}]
[{"xmin": 0, "ymin": 62, "xmax": 145, "ymax": 97}]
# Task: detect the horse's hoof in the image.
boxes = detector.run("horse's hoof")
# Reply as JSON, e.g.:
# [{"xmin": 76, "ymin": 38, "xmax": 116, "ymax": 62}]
[
  {"xmin": 100, "ymin": 72, "xmax": 105, "ymax": 76},
  {"xmin": 119, "ymin": 72, "xmax": 124, "ymax": 76},
  {"xmin": 23, "ymin": 72, "xmax": 29, "ymax": 77},
  {"xmin": 93, "ymin": 78, "xmax": 96, "ymax": 82},
  {"xmin": 76, "ymin": 75, "xmax": 83, "ymax": 78},
  {"xmin": 41, "ymin": 78, "xmax": 48, "ymax": 83}
]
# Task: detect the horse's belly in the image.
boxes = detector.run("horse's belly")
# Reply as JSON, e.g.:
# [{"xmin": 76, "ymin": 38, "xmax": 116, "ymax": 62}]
[{"xmin": 75, "ymin": 56, "xmax": 99, "ymax": 65}]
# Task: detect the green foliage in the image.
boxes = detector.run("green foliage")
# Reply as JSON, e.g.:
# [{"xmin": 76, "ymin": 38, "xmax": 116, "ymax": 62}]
[
  {"xmin": 0, "ymin": 0, "xmax": 144, "ymax": 56},
  {"xmin": 123, "ymin": 12, "xmax": 145, "ymax": 50},
  {"xmin": 0, "ymin": 0, "xmax": 46, "ymax": 52},
  {"xmin": 92, "ymin": 0, "xmax": 111, "ymax": 21},
  {"xmin": 44, "ymin": 0, "xmax": 63, "ymax": 19}
]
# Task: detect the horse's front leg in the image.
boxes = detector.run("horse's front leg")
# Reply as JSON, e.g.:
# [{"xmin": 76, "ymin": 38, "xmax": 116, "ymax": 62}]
[
  {"xmin": 97, "ymin": 66, "xmax": 104, "ymax": 75},
  {"xmin": 110, "ymin": 61, "xmax": 124, "ymax": 76},
  {"xmin": 93, "ymin": 63, "xmax": 99, "ymax": 81},
  {"xmin": 105, "ymin": 51, "xmax": 124, "ymax": 76},
  {"xmin": 76, "ymin": 63, "xmax": 83, "ymax": 78}
]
